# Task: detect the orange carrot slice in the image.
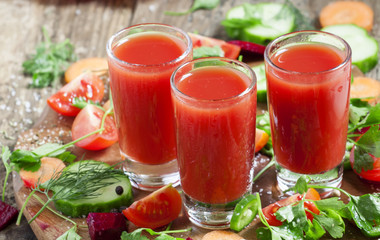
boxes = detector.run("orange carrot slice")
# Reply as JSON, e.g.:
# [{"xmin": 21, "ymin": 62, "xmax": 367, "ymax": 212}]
[
  {"xmin": 202, "ymin": 230, "xmax": 244, "ymax": 240},
  {"xmin": 19, "ymin": 157, "xmax": 66, "ymax": 189},
  {"xmin": 350, "ymin": 77, "xmax": 380, "ymax": 105},
  {"xmin": 255, "ymin": 128, "xmax": 269, "ymax": 153},
  {"xmin": 319, "ymin": 1, "xmax": 374, "ymax": 31},
  {"xmin": 65, "ymin": 57, "xmax": 108, "ymax": 83}
]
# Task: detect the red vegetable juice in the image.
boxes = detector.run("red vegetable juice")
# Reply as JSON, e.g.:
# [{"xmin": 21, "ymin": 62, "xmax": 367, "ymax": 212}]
[
  {"xmin": 108, "ymin": 31, "xmax": 191, "ymax": 165},
  {"xmin": 266, "ymin": 43, "xmax": 351, "ymax": 174},
  {"xmin": 173, "ymin": 66, "xmax": 256, "ymax": 204}
]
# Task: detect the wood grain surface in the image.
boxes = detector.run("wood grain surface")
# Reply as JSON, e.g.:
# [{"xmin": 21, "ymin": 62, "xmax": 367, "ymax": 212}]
[{"xmin": 0, "ymin": 0, "xmax": 380, "ymax": 239}]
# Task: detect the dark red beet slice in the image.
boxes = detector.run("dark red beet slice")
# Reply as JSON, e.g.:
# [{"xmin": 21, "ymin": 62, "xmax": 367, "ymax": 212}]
[
  {"xmin": 87, "ymin": 212, "xmax": 127, "ymax": 240},
  {"xmin": 227, "ymin": 40, "xmax": 266, "ymax": 56},
  {"xmin": 0, "ymin": 200, "xmax": 19, "ymax": 230}
]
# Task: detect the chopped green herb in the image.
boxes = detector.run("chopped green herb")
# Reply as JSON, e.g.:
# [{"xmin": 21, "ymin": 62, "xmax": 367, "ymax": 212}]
[
  {"xmin": 120, "ymin": 227, "xmax": 191, "ymax": 240},
  {"xmin": 22, "ymin": 27, "xmax": 76, "ymax": 88},
  {"xmin": 193, "ymin": 46, "xmax": 224, "ymax": 59}
]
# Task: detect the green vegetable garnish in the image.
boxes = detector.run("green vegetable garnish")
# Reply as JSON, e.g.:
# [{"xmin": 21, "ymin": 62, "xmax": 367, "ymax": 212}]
[
  {"xmin": 165, "ymin": 0, "xmax": 219, "ymax": 16},
  {"xmin": 193, "ymin": 46, "xmax": 224, "ymax": 59},
  {"xmin": 22, "ymin": 27, "xmax": 76, "ymax": 88},
  {"xmin": 120, "ymin": 227, "xmax": 192, "ymax": 240}
]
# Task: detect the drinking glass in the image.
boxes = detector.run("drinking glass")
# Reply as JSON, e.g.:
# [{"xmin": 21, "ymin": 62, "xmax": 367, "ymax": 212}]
[
  {"xmin": 264, "ymin": 31, "xmax": 352, "ymax": 191},
  {"xmin": 106, "ymin": 23, "xmax": 192, "ymax": 190},
  {"xmin": 171, "ymin": 57, "xmax": 257, "ymax": 229}
]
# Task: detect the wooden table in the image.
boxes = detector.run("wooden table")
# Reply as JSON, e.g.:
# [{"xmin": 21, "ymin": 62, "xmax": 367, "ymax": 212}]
[{"xmin": 0, "ymin": 0, "xmax": 379, "ymax": 239}]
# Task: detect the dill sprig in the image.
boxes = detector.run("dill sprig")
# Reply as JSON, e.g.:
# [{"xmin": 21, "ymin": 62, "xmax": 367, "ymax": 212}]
[{"xmin": 16, "ymin": 161, "xmax": 126, "ymax": 225}]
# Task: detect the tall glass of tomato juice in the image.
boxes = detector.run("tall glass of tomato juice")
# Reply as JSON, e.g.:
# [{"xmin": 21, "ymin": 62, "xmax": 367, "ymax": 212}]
[
  {"xmin": 106, "ymin": 24, "xmax": 192, "ymax": 191},
  {"xmin": 171, "ymin": 58, "xmax": 257, "ymax": 229},
  {"xmin": 264, "ymin": 31, "xmax": 352, "ymax": 191}
]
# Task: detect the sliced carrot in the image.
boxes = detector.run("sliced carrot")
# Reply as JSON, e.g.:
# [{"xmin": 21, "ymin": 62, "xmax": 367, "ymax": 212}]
[
  {"xmin": 319, "ymin": 1, "xmax": 374, "ymax": 31},
  {"xmin": 202, "ymin": 230, "xmax": 244, "ymax": 240},
  {"xmin": 255, "ymin": 128, "xmax": 269, "ymax": 153},
  {"xmin": 19, "ymin": 157, "xmax": 66, "ymax": 189},
  {"xmin": 350, "ymin": 77, "xmax": 380, "ymax": 105},
  {"xmin": 65, "ymin": 57, "xmax": 108, "ymax": 83}
]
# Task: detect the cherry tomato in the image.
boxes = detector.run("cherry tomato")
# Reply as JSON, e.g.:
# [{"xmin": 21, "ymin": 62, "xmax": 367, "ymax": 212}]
[
  {"xmin": 71, "ymin": 104, "xmax": 118, "ymax": 151},
  {"xmin": 350, "ymin": 146, "xmax": 380, "ymax": 182},
  {"xmin": 122, "ymin": 184, "xmax": 182, "ymax": 229},
  {"xmin": 189, "ymin": 32, "xmax": 241, "ymax": 59},
  {"xmin": 262, "ymin": 188, "xmax": 321, "ymax": 226},
  {"xmin": 47, "ymin": 72, "xmax": 104, "ymax": 116}
]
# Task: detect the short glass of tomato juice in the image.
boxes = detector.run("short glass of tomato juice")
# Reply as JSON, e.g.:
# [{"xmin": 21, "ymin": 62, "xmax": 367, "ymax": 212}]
[
  {"xmin": 106, "ymin": 23, "xmax": 192, "ymax": 191},
  {"xmin": 171, "ymin": 58, "xmax": 257, "ymax": 229},
  {"xmin": 264, "ymin": 31, "xmax": 352, "ymax": 191}
]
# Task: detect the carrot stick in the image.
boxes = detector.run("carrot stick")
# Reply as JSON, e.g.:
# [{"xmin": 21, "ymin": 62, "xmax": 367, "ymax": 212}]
[
  {"xmin": 65, "ymin": 57, "xmax": 108, "ymax": 83},
  {"xmin": 319, "ymin": 1, "xmax": 374, "ymax": 31}
]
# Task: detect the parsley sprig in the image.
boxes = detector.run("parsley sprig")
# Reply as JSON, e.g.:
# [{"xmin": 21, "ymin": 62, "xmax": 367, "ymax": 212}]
[
  {"xmin": 22, "ymin": 27, "xmax": 76, "ymax": 88},
  {"xmin": 346, "ymin": 99, "xmax": 380, "ymax": 173},
  {"xmin": 120, "ymin": 227, "xmax": 192, "ymax": 240},
  {"xmin": 233, "ymin": 176, "xmax": 380, "ymax": 239}
]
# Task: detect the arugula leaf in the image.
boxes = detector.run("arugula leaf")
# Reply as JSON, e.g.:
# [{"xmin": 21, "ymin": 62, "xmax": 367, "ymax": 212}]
[
  {"xmin": 56, "ymin": 226, "xmax": 81, "ymax": 240},
  {"xmin": 23, "ymin": 27, "xmax": 76, "ymax": 88},
  {"xmin": 193, "ymin": 46, "xmax": 224, "ymax": 59},
  {"xmin": 165, "ymin": 0, "xmax": 219, "ymax": 16}
]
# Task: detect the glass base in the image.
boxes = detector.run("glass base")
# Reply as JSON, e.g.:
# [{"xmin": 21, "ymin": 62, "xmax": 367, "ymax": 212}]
[
  {"xmin": 276, "ymin": 161, "xmax": 343, "ymax": 193},
  {"xmin": 183, "ymin": 194, "xmax": 240, "ymax": 229},
  {"xmin": 121, "ymin": 151, "xmax": 179, "ymax": 191}
]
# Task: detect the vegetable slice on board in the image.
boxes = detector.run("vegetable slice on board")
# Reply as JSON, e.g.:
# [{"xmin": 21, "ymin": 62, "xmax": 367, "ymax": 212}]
[
  {"xmin": 71, "ymin": 104, "xmax": 118, "ymax": 151},
  {"xmin": 350, "ymin": 77, "xmax": 380, "ymax": 105},
  {"xmin": 322, "ymin": 24, "xmax": 379, "ymax": 73},
  {"xmin": 65, "ymin": 57, "xmax": 108, "ymax": 83},
  {"xmin": 230, "ymin": 194, "xmax": 259, "ymax": 231},
  {"xmin": 122, "ymin": 184, "xmax": 182, "ymax": 229},
  {"xmin": 189, "ymin": 32, "xmax": 241, "ymax": 59},
  {"xmin": 19, "ymin": 157, "xmax": 65, "ymax": 189},
  {"xmin": 319, "ymin": 1, "xmax": 374, "ymax": 31},
  {"xmin": 47, "ymin": 71, "xmax": 105, "ymax": 116}
]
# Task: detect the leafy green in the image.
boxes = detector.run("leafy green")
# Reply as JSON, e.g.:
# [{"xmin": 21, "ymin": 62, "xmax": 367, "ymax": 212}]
[
  {"xmin": 22, "ymin": 27, "xmax": 76, "ymax": 88},
  {"xmin": 56, "ymin": 226, "xmax": 81, "ymax": 240},
  {"xmin": 120, "ymin": 228, "xmax": 191, "ymax": 240},
  {"xmin": 165, "ymin": 0, "xmax": 219, "ymax": 16},
  {"xmin": 193, "ymin": 46, "xmax": 224, "ymax": 59}
]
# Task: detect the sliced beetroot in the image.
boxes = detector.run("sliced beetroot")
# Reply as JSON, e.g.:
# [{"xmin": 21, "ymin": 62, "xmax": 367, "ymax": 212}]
[
  {"xmin": 87, "ymin": 212, "xmax": 127, "ymax": 240},
  {"xmin": 227, "ymin": 40, "xmax": 266, "ymax": 56},
  {"xmin": 0, "ymin": 200, "xmax": 19, "ymax": 230}
]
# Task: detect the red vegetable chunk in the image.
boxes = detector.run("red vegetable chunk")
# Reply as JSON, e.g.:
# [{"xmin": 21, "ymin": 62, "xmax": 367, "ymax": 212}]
[
  {"xmin": 0, "ymin": 201, "xmax": 19, "ymax": 230},
  {"xmin": 227, "ymin": 40, "xmax": 266, "ymax": 56},
  {"xmin": 87, "ymin": 212, "xmax": 127, "ymax": 240}
]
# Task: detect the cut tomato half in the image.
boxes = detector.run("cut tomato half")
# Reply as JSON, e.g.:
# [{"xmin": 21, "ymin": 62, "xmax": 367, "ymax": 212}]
[
  {"xmin": 47, "ymin": 72, "xmax": 104, "ymax": 116},
  {"xmin": 72, "ymin": 104, "xmax": 118, "ymax": 151},
  {"xmin": 122, "ymin": 184, "xmax": 182, "ymax": 229},
  {"xmin": 189, "ymin": 32, "xmax": 241, "ymax": 59}
]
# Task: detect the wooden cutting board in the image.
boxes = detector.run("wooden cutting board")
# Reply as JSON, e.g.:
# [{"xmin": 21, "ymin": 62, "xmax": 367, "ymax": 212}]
[{"xmin": 13, "ymin": 66, "xmax": 379, "ymax": 240}]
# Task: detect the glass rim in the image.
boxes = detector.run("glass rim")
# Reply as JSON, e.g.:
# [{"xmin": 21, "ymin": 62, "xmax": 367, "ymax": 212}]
[
  {"xmin": 106, "ymin": 23, "xmax": 193, "ymax": 68},
  {"xmin": 264, "ymin": 30, "xmax": 352, "ymax": 75},
  {"xmin": 171, "ymin": 57, "xmax": 257, "ymax": 102}
]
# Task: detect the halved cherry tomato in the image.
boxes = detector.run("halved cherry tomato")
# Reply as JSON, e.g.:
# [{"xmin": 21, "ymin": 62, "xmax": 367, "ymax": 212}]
[
  {"xmin": 262, "ymin": 188, "xmax": 321, "ymax": 226},
  {"xmin": 255, "ymin": 128, "xmax": 269, "ymax": 153},
  {"xmin": 350, "ymin": 145, "xmax": 380, "ymax": 182},
  {"xmin": 71, "ymin": 104, "xmax": 118, "ymax": 151},
  {"xmin": 47, "ymin": 72, "xmax": 104, "ymax": 116},
  {"xmin": 189, "ymin": 32, "xmax": 241, "ymax": 59},
  {"xmin": 122, "ymin": 184, "xmax": 182, "ymax": 229}
]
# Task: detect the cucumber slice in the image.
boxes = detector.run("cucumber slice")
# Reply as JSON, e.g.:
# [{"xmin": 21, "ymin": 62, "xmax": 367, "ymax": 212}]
[
  {"xmin": 322, "ymin": 24, "xmax": 379, "ymax": 73},
  {"xmin": 53, "ymin": 160, "xmax": 133, "ymax": 218},
  {"xmin": 224, "ymin": 3, "xmax": 296, "ymax": 45},
  {"xmin": 252, "ymin": 63, "xmax": 267, "ymax": 103}
]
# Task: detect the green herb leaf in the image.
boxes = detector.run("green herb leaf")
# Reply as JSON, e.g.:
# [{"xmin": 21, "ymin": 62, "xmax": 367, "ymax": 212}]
[
  {"xmin": 120, "ymin": 228, "xmax": 191, "ymax": 240},
  {"xmin": 362, "ymin": 103, "xmax": 380, "ymax": 126},
  {"xmin": 22, "ymin": 27, "xmax": 76, "ymax": 88},
  {"xmin": 165, "ymin": 0, "xmax": 219, "ymax": 16},
  {"xmin": 314, "ymin": 198, "xmax": 346, "ymax": 212},
  {"xmin": 56, "ymin": 226, "xmax": 81, "ymax": 240},
  {"xmin": 313, "ymin": 209, "xmax": 345, "ymax": 238},
  {"xmin": 304, "ymin": 219, "xmax": 326, "ymax": 240},
  {"xmin": 10, "ymin": 149, "xmax": 41, "ymax": 172},
  {"xmin": 72, "ymin": 97, "xmax": 102, "ymax": 110},
  {"xmin": 193, "ymin": 46, "xmax": 224, "ymax": 59},
  {"xmin": 349, "ymin": 98, "xmax": 371, "ymax": 125}
]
